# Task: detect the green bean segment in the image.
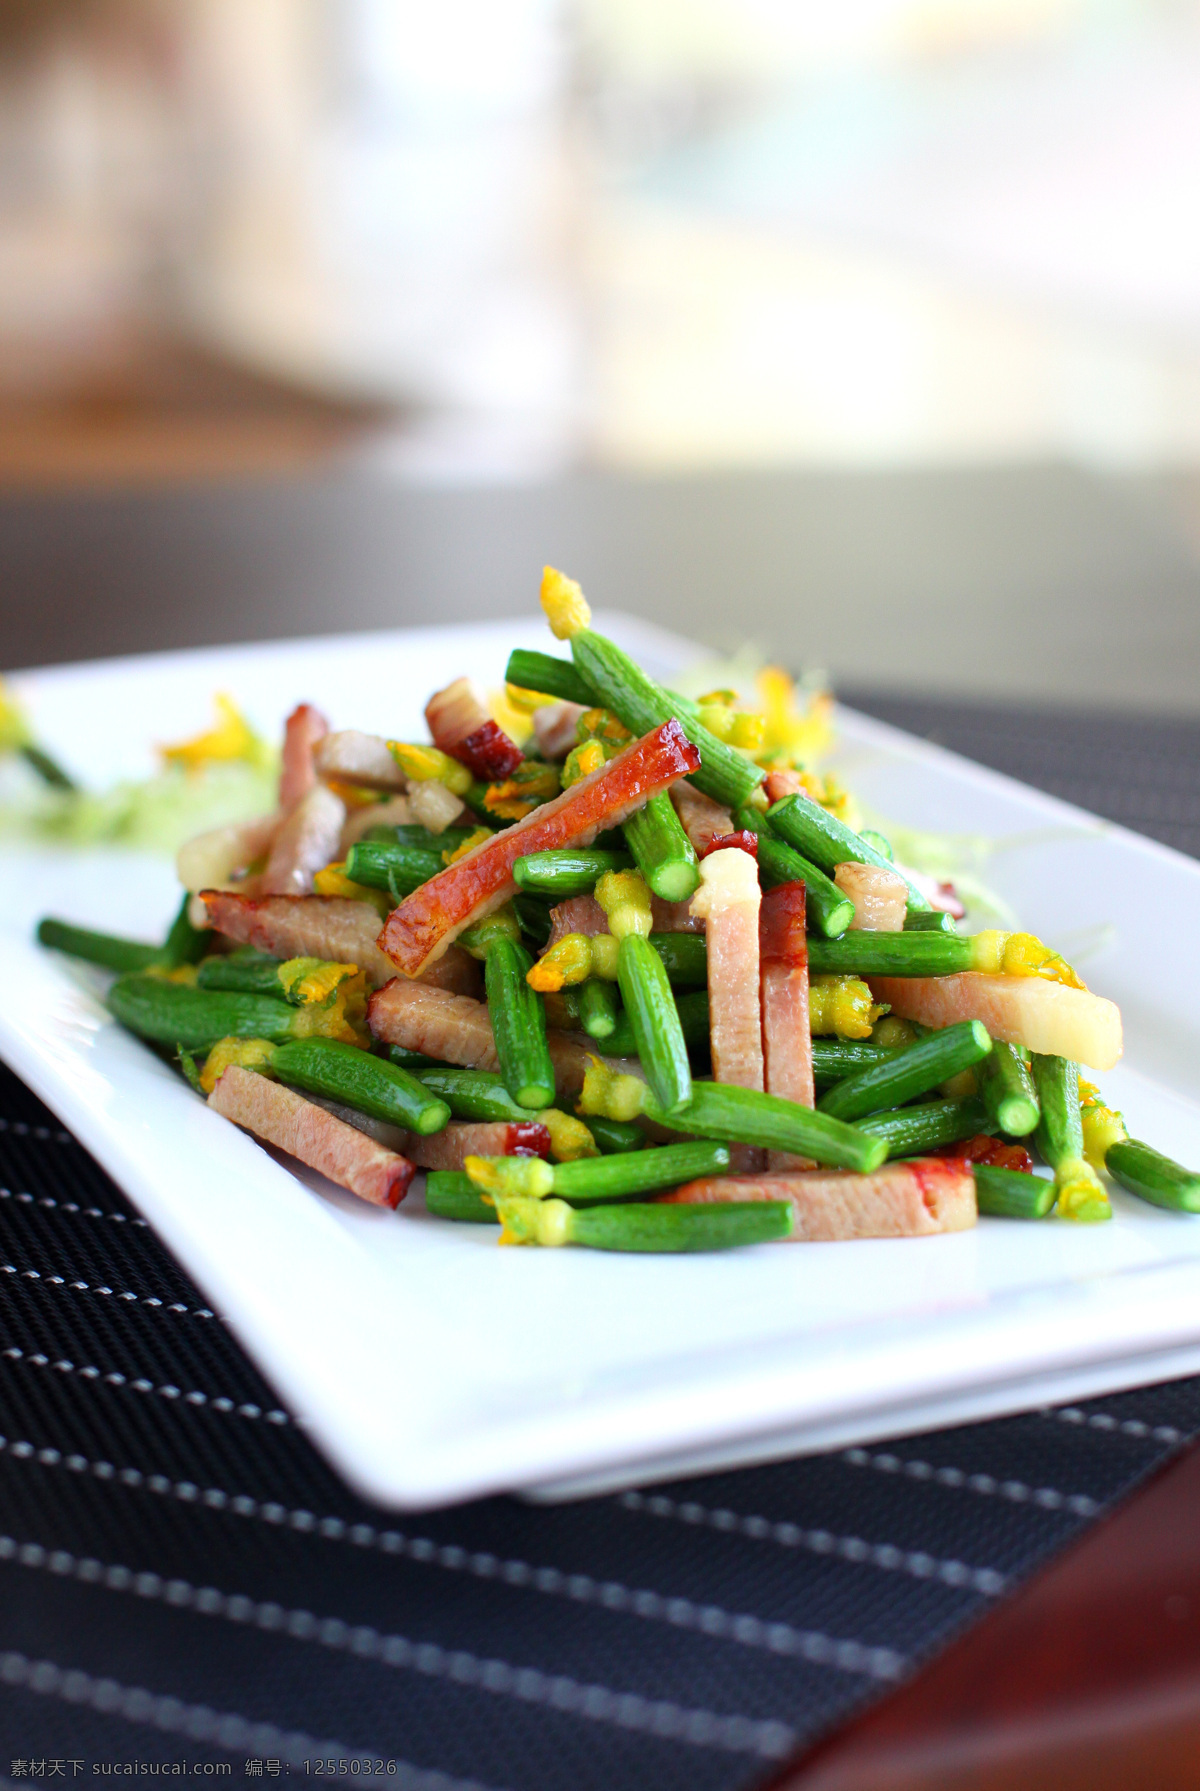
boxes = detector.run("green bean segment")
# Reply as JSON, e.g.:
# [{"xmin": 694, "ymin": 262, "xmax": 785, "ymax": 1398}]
[
  {"xmin": 585, "ymin": 1115, "xmax": 647, "ymax": 1154},
  {"xmin": 978, "ymin": 1041, "xmax": 1040, "ymax": 1137},
  {"xmin": 733, "ymin": 808, "xmax": 855, "ymax": 938},
  {"xmin": 903, "ymin": 910, "xmax": 958, "ymax": 933},
  {"xmin": 197, "ymin": 948, "xmax": 285, "ymax": 996},
  {"xmin": 569, "ymin": 628, "xmax": 764, "ymax": 809},
  {"xmin": 811, "ymin": 1040, "xmax": 902, "ymax": 1087},
  {"xmin": 617, "ymin": 934, "xmax": 692, "ymax": 1114},
  {"xmin": 512, "ymin": 895, "xmax": 553, "ymax": 948},
  {"xmin": 426, "ymin": 1171, "xmax": 497, "ymax": 1224},
  {"xmin": 577, "ymin": 978, "xmax": 619, "ymax": 1041},
  {"xmin": 485, "ymin": 936, "xmax": 556, "ymax": 1108},
  {"xmin": 653, "ymin": 1082, "xmax": 886, "ymax": 1173},
  {"xmin": 37, "ymin": 919, "xmax": 159, "ymax": 974},
  {"xmin": 857, "ymin": 1096, "xmax": 988, "ymax": 1158},
  {"xmin": 649, "ymin": 932, "xmax": 708, "ymax": 986},
  {"xmin": 604, "ymin": 988, "xmax": 709, "ymax": 1061},
  {"xmin": 496, "ymin": 1195, "xmax": 793, "ymax": 1252},
  {"xmin": 344, "ymin": 840, "xmax": 442, "ymax": 895},
  {"xmin": 818, "ymin": 1021, "xmax": 992, "ymax": 1123},
  {"xmin": 767, "ymin": 793, "xmax": 932, "ymax": 914},
  {"xmin": 1105, "ymin": 1140, "xmax": 1200, "ymax": 1213},
  {"xmin": 107, "ymin": 974, "xmax": 298, "ymax": 1051},
  {"xmin": 504, "ymin": 648, "xmax": 594, "ymax": 708},
  {"xmin": 512, "ymin": 849, "xmax": 632, "ymax": 896},
  {"xmin": 807, "ymin": 933, "xmax": 972, "ymax": 977},
  {"xmin": 413, "ymin": 1066, "xmax": 533, "ymax": 1124},
  {"xmin": 159, "ymin": 894, "xmax": 210, "ymax": 969},
  {"xmin": 272, "ymin": 1038, "xmax": 450, "ymax": 1135},
  {"xmin": 550, "ymin": 1139, "xmax": 729, "ymax": 1205},
  {"xmin": 974, "ymin": 1165, "xmax": 1056, "ymax": 1219},
  {"xmin": 622, "ymin": 792, "xmax": 699, "ymax": 902}
]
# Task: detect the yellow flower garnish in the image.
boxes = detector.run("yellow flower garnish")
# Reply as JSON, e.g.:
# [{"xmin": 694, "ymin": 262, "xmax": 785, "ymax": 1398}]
[
  {"xmin": 199, "ymin": 1036, "xmax": 277, "ymax": 1095},
  {"xmin": 388, "ymin": 742, "xmax": 472, "ymax": 795},
  {"xmin": 443, "ymin": 826, "xmax": 492, "ymax": 866},
  {"xmin": 808, "ymin": 975, "xmax": 885, "ymax": 1040},
  {"xmin": 160, "ymin": 694, "xmax": 267, "ymax": 773},
  {"xmin": 527, "ymin": 934, "xmax": 594, "ymax": 993},
  {"xmin": 576, "ymin": 708, "xmax": 631, "ymax": 746},
  {"xmin": 484, "ymin": 762, "xmax": 560, "ymax": 820},
  {"xmin": 561, "ymin": 739, "xmax": 610, "ymax": 787},
  {"xmin": 970, "ymin": 930, "xmax": 1086, "ymax": 989},
  {"xmin": 289, "ymin": 972, "xmax": 369, "ymax": 1045},
  {"xmin": 313, "ymin": 862, "xmax": 391, "ymax": 918},
  {"xmin": 579, "ymin": 1058, "xmax": 649, "ymax": 1122},
  {"xmin": 540, "ymin": 566, "xmax": 591, "ymax": 640},
  {"xmin": 0, "ymin": 676, "xmax": 30, "ymax": 753},
  {"xmin": 540, "ymin": 1109, "xmax": 601, "ymax": 1161},
  {"xmin": 276, "ymin": 957, "xmax": 359, "ymax": 1006},
  {"xmin": 594, "ymin": 869, "xmax": 653, "ymax": 939},
  {"xmin": 464, "ymin": 1154, "xmax": 554, "ymax": 1199}
]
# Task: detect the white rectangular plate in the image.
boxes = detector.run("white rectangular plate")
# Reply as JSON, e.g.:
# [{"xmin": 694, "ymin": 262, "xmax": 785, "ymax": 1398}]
[{"xmin": 3, "ymin": 615, "xmax": 1200, "ymax": 1510}]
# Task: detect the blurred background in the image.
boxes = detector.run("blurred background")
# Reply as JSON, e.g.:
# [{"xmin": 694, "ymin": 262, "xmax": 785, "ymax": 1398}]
[{"xmin": 3, "ymin": 0, "xmax": 1200, "ymax": 707}]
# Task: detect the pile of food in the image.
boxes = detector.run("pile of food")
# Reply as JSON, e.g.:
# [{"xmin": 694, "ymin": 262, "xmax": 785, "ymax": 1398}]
[{"xmin": 35, "ymin": 569, "xmax": 1199, "ymax": 1251}]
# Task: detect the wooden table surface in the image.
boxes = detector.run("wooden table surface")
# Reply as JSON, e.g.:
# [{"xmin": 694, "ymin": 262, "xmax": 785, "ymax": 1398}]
[{"xmin": 777, "ymin": 1438, "xmax": 1200, "ymax": 1790}]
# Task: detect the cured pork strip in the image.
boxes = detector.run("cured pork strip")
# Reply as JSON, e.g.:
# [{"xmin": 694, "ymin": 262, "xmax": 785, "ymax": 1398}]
[
  {"xmin": 399, "ymin": 1120, "xmax": 551, "ymax": 1170},
  {"xmin": 759, "ymin": 881, "xmax": 814, "ymax": 1170},
  {"xmin": 338, "ymin": 794, "xmax": 413, "ymax": 856},
  {"xmin": 368, "ymin": 980, "xmax": 616, "ymax": 1098},
  {"xmin": 279, "ymin": 703, "xmax": 329, "ymax": 810},
  {"xmin": 763, "ymin": 769, "xmax": 806, "ymax": 804},
  {"xmin": 260, "ymin": 784, "xmax": 346, "ymax": 897},
  {"xmin": 209, "ymin": 1065, "xmax": 413, "ymax": 1208},
  {"xmin": 314, "ymin": 730, "xmax": 409, "ymax": 791},
  {"xmin": 177, "ymin": 813, "xmax": 281, "ymax": 896},
  {"xmin": 201, "ymin": 892, "xmax": 481, "ymax": 996},
  {"xmin": 379, "ymin": 720, "xmax": 700, "ymax": 975},
  {"xmin": 533, "ymin": 701, "xmax": 585, "ymax": 759},
  {"xmin": 546, "ymin": 895, "xmax": 610, "ymax": 949},
  {"xmin": 670, "ymin": 783, "xmax": 733, "ymax": 855},
  {"xmin": 871, "ymin": 973, "xmax": 1123, "ymax": 1072},
  {"xmin": 663, "ymin": 1158, "xmax": 976, "ymax": 1240},
  {"xmin": 425, "ymin": 677, "xmax": 523, "ymax": 781},
  {"xmin": 690, "ymin": 848, "xmax": 763, "ymax": 1091},
  {"xmin": 834, "ymin": 862, "xmax": 907, "ymax": 932}
]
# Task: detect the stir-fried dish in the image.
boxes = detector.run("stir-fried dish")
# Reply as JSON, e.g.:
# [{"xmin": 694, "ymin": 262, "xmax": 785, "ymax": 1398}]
[{"xmin": 33, "ymin": 570, "xmax": 1197, "ymax": 1251}]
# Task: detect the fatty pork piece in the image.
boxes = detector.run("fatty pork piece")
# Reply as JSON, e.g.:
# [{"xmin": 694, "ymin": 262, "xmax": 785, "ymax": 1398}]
[
  {"xmin": 871, "ymin": 973, "xmax": 1122, "ymax": 1072},
  {"xmin": 201, "ymin": 891, "xmax": 482, "ymax": 996},
  {"xmin": 279, "ymin": 702, "xmax": 329, "ymax": 809},
  {"xmin": 759, "ymin": 880, "xmax": 814, "ymax": 1170},
  {"xmin": 533, "ymin": 701, "xmax": 586, "ymax": 760},
  {"xmin": 260, "ymin": 783, "xmax": 346, "ymax": 896},
  {"xmin": 425, "ymin": 676, "xmax": 523, "ymax": 781},
  {"xmin": 338, "ymin": 794, "xmax": 414, "ymax": 856},
  {"xmin": 209, "ymin": 1065, "xmax": 413, "ymax": 1208},
  {"xmin": 379, "ymin": 719, "xmax": 700, "ymax": 975},
  {"xmin": 368, "ymin": 979, "xmax": 630, "ymax": 1100},
  {"xmin": 670, "ymin": 782, "xmax": 733, "ymax": 855},
  {"xmin": 663, "ymin": 1158, "xmax": 976, "ymax": 1240},
  {"xmin": 689, "ymin": 847, "xmax": 763, "ymax": 1092},
  {"xmin": 314, "ymin": 730, "xmax": 409, "ymax": 791},
  {"xmin": 177, "ymin": 812, "xmax": 281, "ymax": 896},
  {"xmin": 834, "ymin": 862, "xmax": 908, "ymax": 932}
]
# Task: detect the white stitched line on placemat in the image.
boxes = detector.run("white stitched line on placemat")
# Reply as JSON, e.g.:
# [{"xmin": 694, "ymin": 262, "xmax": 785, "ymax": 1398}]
[
  {"xmin": 0, "ymin": 1262, "xmax": 215, "ymax": 1319},
  {"xmin": 0, "ymin": 1119, "xmax": 73, "ymax": 1145},
  {"xmin": 842, "ymin": 1447, "xmax": 1102, "ymax": 1517},
  {"xmin": 0, "ymin": 1537, "xmax": 799, "ymax": 1760},
  {"xmin": 617, "ymin": 1489, "xmax": 1007, "ymax": 1597},
  {"xmin": 0, "ymin": 1347, "xmax": 289, "ymax": 1425},
  {"xmin": 0, "ymin": 1435, "xmax": 904, "ymax": 1687},
  {"xmin": 0, "ymin": 1650, "xmax": 504, "ymax": 1788},
  {"xmin": 1045, "ymin": 1405, "xmax": 1185, "ymax": 1446},
  {"xmin": 0, "ymin": 1187, "xmax": 148, "ymax": 1228}
]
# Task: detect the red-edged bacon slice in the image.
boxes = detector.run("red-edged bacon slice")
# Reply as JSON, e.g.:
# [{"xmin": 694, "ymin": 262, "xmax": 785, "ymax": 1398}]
[
  {"xmin": 314, "ymin": 730, "xmax": 409, "ymax": 791},
  {"xmin": 201, "ymin": 892, "xmax": 482, "ymax": 996},
  {"xmin": 379, "ymin": 720, "xmax": 700, "ymax": 975},
  {"xmin": 661, "ymin": 1158, "xmax": 976, "ymax": 1240},
  {"xmin": 425, "ymin": 677, "xmax": 523, "ymax": 782},
  {"xmin": 670, "ymin": 783, "xmax": 733, "ymax": 855},
  {"xmin": 260, "ymin": 784, "xmax": 346, "ymax": 897},
  {"xmin": 700, "ymin": 830, "xmax": 758, "ymax": 860},
  {"xmin": 368, "ymin": 979, "xmax": 622, "ymax": 1099},
  {"xmin": 400, "ymin": 1120, "xmax": 551, "ymax": 1171},
  {"xmin": 533, "ymin": 701, "xmax": 585, "ymax": 760},
  {"xmin": 279, "ymin": 703, "xmax": 329, "ymax": 810},
  {"xmin": 759, "ymin": 881, "xmax": 814, "ymax": 1170},
  {"xmin": 209, "ymin": 1065, "xmax": 413, "ymax": 1208}
]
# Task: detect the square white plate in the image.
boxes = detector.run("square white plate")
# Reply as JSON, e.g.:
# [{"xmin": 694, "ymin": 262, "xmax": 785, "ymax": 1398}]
[{"xmin": 3, "ymin": 615, "xmax": 1200, "ymax": 1510}]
